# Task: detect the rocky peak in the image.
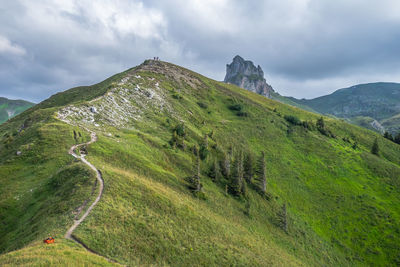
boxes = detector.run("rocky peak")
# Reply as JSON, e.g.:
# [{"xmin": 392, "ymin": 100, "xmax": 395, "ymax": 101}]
[{"xmin": 224, "ymin": 55, "xmax": 274, "ymax": 98}]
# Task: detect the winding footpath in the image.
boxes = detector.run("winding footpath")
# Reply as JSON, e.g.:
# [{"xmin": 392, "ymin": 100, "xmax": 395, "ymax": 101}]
[
  {"xmin": 64, "ymin": 131, "xmax": 122, "ymax": 265},
  {"xmin": 65, "ymin": 131, "xmax": 103, "ymax": 240}
]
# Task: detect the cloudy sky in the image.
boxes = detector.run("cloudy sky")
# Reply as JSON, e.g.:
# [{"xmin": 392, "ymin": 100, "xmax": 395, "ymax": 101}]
[{"xmin": 1, "ymin": 0, "xmax": 400, "ymax": 102}]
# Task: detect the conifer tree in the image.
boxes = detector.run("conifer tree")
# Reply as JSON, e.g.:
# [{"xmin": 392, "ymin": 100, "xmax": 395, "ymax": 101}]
[
  {"xmin": 243, "ymin": 152, "xmax": 254, "ymax": 183},
  {"xmin": 208, "ymin": 159, "xmax": 219, "ymax": 182},
  {"xmin": 383, "ymin": 131, "xmax": 393, "ymax": 141},
  {"xmin": 278, "ymin": 203, "xmax": 288, "ymax": 233},
  {"xmin": 230, "ymin": 151, "xmax": 244, "ymax": 196},
  {"xmin": 203, "ymin": 134, "xmax": 208, "ymax": 148},
  {"xmin": 219, "ymin": 151, "xmax": 230, "ymax": 178},
  {"xmin": 190, "ymin": 146, "xmax": 201, "ymax": 192},
  {"xmin": 199, "ymin": 134, "xmax": 209, "ymax": 160},
  {"xmin": 316, "ymin": 117, "xmax": 325, "ymax": 129},
  {"xmin": 256, "ymin": 151, "xmax": 267, "ymax": 193},
  {"xmin": 244, "ymin": 200, "xmax": 251, "ymax": 216},
  {"xmin": 394, "ymin": 133, "xmax": 400, "ymax": 144},
  {"xmin": 171, "ymin": 131, "xmax": 178, "ymax": 149},
  {"xmin": 371, "ymin": 137, "xmax": 379, "ymax": 156}
]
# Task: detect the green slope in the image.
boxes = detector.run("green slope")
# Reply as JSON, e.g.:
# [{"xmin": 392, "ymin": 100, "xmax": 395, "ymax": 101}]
[
  {"xmin": 0, "ymin": 60, "xmax": 400, "ymax": 266},
  {"xmin": 0, "ymin": 97, "xmax": 34, "ymax": 124}
]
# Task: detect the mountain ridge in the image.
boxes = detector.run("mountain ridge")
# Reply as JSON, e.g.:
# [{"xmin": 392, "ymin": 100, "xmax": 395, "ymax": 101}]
[
  {"xmin": 0, "ymin": 97, "xmax": 34, "ymax": 124},
  {"xmin": 289, "ymin": 82, "xmax": 400, "ymax": 134},
  {"xmin": 1, "ymin": 60, "xmax": 400, "ymax": 266}
]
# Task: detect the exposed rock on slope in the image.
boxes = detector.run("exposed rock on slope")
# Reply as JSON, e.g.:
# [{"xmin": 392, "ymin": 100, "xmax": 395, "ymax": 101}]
[
  {"xmin": 224, "ymin": 55, "xmax": 274, "ymax": 98},
  {"xmin": 58, "ymin": 61, "xmax": 175, "ymax": 128}
]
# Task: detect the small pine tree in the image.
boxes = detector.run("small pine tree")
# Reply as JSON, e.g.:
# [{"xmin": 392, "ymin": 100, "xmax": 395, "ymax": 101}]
[
  {"xmin": 371, "ymin": 137, "xmax": 379, "ymax": 156},
  {"xmin": 230, "ymin": 151, "xmax": 244, "ymax": 196},
  {"xmin": 241, "ymin": 178, "xmax": 248, "ymax": 198},
  {"xmin": 190, "ymin": 147, "xmax": 201, "ymax": 192},
  {"xmin": 394, "ymin": 133, "xmax": 400, "ymax": 144},
  {"xmin": 228, "ymin": 145, "xmax": 234, "ymax": 159},
  {"xmin": 219, "ymin": 151, "xmax": 230, "ymax": 178},
  {"xmin": 352, "ymin": 141, "xmax": 358, "ymax": 150},
  {"xmin": 278, "ymin": 203, "xmax": 288, "ymax": 233},
  {"xmin": 256, "ymin": 151, "xmax": 267, "ymax": 193},
  {"xmin": 199, "ymin": 135, "xmax": 209, "ymax": 160},
  {"xmin": 203, "ymin": 134, "xmax": 208, "ymax": 148},
  {"xmin": 383, "ymin": 131, "xmax": 393, "ymax": 141},
  {"xmin": 175, "ymin": 123, "xmax": 186, "ymax": 137},
  {"xmin": 208, "ymin": 130, "xmax": 214, "ymax": 139},
  {"xmin": 208, "ymin": 159, "xmax": 219, "ymax": 182},
  {"xmin": 243, "ymin": 152, "xmax": 254, "ymax": 183},
  {"xmin": 244, "ymin": 200, "xmax": 251, "ymax": 216},
  {"xmin": 316, "ymin": 117, "xmax": 325, "ymax": 129},
  {"xmin": 170, "ymin": 131, "xmax": 178, "ymax": 149}
]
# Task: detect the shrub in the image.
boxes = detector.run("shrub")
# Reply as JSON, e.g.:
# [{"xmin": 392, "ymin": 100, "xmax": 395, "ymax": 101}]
[
  {"xmin": 229, "ymin": 104, "xmax": 243, "ymax": 111},
  {"xmin": 197, "ymin": 102, "xmax": 208, "ymax": 109},
  {"xmin": 371, "ymin": 138, "xmax": 379, "ymax": 156},
  {"xmin": 175, "ymin": 124, "xmax": 185, "ymax": 137},
  {"xmin": 394, "ymin": 133, "xmax": 400, "ymax": 144},
  {"xmin": 236, "ymin": 111, "xmax": 249, "ymax": 117},
  {"xmin": 199, "ymin": 144, "xmax": 209, "ymax": 160},
  {"xmin": 383, "ymin": 131, "xmax": 393, "ymax": 141},
  {"xmin": 302, "ymin": 120, "xmax": 314, "ymax": 130},
  {"xmin": 284, "ymin": 115, "xmax": 301, "ymax": 125},
  {"xmin": 172, "ymin": 93, "xmax": 182, "ymax": 99},
  {"xmin": 352, "ymin": 142, "xmax": 358, "ymax": 149}
]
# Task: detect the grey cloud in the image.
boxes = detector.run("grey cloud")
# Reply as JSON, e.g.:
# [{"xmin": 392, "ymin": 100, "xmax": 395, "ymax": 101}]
[{"xmin": 1, "ymin": 0, "xmax": 400, "ymax": 102}]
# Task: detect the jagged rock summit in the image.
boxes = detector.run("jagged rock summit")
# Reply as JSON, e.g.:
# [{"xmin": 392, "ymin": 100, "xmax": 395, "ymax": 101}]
[{"xmin": 224, "ymin": 55, "xmax": 274, "ymax": 98}]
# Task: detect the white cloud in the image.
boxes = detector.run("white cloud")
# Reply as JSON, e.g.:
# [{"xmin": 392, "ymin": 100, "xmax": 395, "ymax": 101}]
[
  {"xmin": 20, "ymin": 0, "xmax": 167, "ymax": 41},
  {"xmin": 0, "ymin": 35, "xmax": 26, "ymax": 56}
]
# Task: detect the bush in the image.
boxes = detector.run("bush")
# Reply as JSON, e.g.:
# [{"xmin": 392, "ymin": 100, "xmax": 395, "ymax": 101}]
[
  {"xmin": 172, "ymin": 93, "xmax": 182, "ymax": 99},
  {"xmin": 371, "ymin": 138, "xmax": 379, "ymax": 156},
  {"xmin": 237, "ymin": 111, "xmax": 249, "ymax": 117},
  {"xmin": 175, "ymin": 124, "xmax": 185, "ymax": 137},
  {"xmin": 199, "ymin": 144, "xmax": 209, "ymax": 160},
  {"xmin": 229, "ymin": 104, "xmax": 243, "ymax": 111},
  {"xmin": 197, "ymin": 102, "xmax": 208, "ymax": 109},
  {"xmin": 301, "ymin": 120, "xmax": 314, "ymax": 130},
  {"xmin": 284, "ymin": 115, "xmax": 301, "ymax": 125}
]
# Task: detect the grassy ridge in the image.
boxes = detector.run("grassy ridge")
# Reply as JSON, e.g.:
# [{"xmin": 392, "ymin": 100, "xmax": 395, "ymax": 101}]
[
  {"xmin": 0, "ymin": 240, "xmax": 118, "ymax": 266},
  {"xmin": 1, "ymin": 61, "xmax": 400, "ymax": 266}
]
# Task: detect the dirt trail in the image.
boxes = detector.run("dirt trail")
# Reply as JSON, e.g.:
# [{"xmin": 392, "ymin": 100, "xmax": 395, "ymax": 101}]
[
  {"xmin": 64, "ymin": 131, "xmax": 122, "ymax": 265},
  {"xmin": 65, "ymin": 131, "xmax": 103, "ymax": 239}
]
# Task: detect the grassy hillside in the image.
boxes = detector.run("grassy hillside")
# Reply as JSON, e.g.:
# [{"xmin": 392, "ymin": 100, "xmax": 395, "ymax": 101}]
[
  {"xmin": 0, "ymin": 97, "xmax": 34, "ymax": 124},
  {"xmin": 0, "ymin": 240, "xmax": 118, "ymax": 266},
  {"xmin": 0, "ymin": 60, "xmax": 399, "ymax": 266}
]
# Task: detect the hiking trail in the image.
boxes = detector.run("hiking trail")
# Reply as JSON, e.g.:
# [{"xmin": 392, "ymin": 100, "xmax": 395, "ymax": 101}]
[{"xmin": 65, "ymin": 131, "xmax": 123, "ymax": 265}]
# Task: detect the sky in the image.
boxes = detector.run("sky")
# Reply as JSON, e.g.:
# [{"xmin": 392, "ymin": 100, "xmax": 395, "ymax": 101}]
[{"xmin": 1, "ymin": 0, "xmax": 400, "ymax": 103}]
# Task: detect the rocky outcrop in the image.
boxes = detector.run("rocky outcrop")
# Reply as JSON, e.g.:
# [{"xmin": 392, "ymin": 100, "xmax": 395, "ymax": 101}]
[{"xmin": 224, "ymin": 55, "xmax": 274, "ymax": 98}]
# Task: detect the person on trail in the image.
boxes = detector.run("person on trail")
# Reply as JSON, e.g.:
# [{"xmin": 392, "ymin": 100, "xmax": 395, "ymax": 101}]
[{"xmin": 43, "ymin": 236, "xmax": 55, "ymax": 244}]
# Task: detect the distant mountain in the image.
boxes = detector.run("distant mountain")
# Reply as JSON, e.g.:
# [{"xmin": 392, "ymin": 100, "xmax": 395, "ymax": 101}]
[
  {"xmin": 0, "ymin": 97, "xmax": 34, "ymax": 124},
  {"xmin": 290, "ymin": 83, "xmax": 400, "ymax": 134},
  {"xmin": 224, "ymin": 55, "xmax": 275, "ymax": 97}
]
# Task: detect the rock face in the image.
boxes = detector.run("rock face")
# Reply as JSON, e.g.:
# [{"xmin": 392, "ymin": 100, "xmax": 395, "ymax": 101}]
[{"xmin": 224, "ymin": 55, "xmax": 274, "ymax": 98}]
